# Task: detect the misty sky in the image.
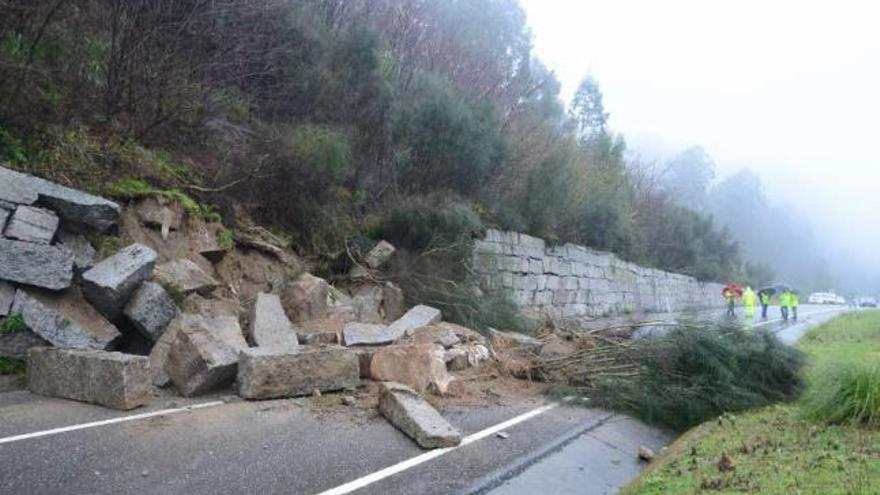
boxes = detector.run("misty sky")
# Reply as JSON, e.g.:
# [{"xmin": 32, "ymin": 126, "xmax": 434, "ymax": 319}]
[{"xmin": 519, "ymin": 0, "xmax": 880, "ymax": 289}]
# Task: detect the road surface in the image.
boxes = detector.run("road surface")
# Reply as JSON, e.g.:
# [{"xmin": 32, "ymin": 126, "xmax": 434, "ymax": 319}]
[{"xmin": 0, "ymin": 306, "xmax": 846, "ymax": 495}]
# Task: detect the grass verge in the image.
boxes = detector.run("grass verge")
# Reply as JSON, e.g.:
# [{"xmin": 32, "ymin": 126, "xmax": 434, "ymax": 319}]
[{"xmin": 623, "ymin": 310, "xmax": 880, "ymax": 494}]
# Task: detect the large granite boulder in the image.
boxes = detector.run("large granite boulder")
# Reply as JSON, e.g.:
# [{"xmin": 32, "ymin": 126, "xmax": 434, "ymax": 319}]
[
  {"xmin": 27, "ymin": 347, "xmax": 150, "ymax": 410},
  {"xmin": 11, "ymin": 288, "xmax": 121, "ymax": 350},
  {"xmin": 351, "ymin": 284, "xmax": 384, "ymax": 323},
  {"xmin": 379, "ymin": 381, "xmax": 461, "ymax": 449},
  {"xmin": 0, "ymin": 204, "xmax": 10, "ymax": 232},
  {"xmin": 164, "ymin": 313, "xmax": 247, "ymax": 396},
  {"xmin": 81, "ymin": 243, "xmax": 157, "ymax": 319},
  {"xmin": 280, "ymin": 273, "xmax": 332, "ymax": 322},
  {"xmin": 123, "ymin": 282, "xmax": 178, "ymax": 342},
  {"xmin": 154, "ymin": 258, "xmax": 218, "ymax": 295},
  {"xmin": 0, "ymin": 165, "xmax": 120, "ymax": 233},
  {"xmin": 3, "ymin": 205, "xmax": 59, "ymax": 244},
  {"xmin": 237, "ymin": 346, "xmax": 359, "ymax": 400},
  {"xmin": 342, "ymin": 322, "xmax": 394, "ymax": 347},
  {"xmin": 370, "ymin": 343, "xmax": 453, "ymax": 394},
  {"xmin": 248, "ymin": 292, "xmax": 299, "ymax": 350},
  {"xmin": 0, "ymin": 238, "xmax": 74, "ymax": 290},
  {"xmin": 385, "ymin": 305, "xmax": 442, "ymax": 341}
]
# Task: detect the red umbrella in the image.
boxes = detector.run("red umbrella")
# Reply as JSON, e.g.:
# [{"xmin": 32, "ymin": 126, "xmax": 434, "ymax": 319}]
[{"xmin": 722, "ymin": 283, "xmax": 743, "ymax": 297}]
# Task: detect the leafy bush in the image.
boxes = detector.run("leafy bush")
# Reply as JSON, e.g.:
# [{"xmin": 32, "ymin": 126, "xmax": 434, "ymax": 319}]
[
  {"xmin": 593, "ymin": 323, "xmax": 805, "ymax": 431},
  {"xmin": 803, "ymin": 362, "xmax": 880, "ymax": 427},
  {"xmin": 0, "ymin": 313, "xmax": 28, "ymax": 334}
]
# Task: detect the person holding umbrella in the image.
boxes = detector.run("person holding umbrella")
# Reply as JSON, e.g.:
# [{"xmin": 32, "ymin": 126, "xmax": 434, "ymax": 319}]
[{"xmin": 722, "ymin": 284, "xmax": 742, "ymax": 317}]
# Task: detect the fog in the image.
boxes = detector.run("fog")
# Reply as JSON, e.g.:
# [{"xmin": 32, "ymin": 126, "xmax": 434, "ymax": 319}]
[{"xmin": 519, "ymin": 0, "xmax": 880, "ymax": 296}]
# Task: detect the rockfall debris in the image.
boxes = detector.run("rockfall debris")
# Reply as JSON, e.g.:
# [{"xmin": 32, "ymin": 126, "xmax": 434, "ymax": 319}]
[{"xmin": 0, "ymin": 168, "xmax": 496, "ymax": 447}]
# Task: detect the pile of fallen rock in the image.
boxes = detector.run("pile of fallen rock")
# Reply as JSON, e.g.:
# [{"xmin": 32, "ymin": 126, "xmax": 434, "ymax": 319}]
[{"xmin": 0, "ymin": 165, "xmax": 501, "ymax": 450}]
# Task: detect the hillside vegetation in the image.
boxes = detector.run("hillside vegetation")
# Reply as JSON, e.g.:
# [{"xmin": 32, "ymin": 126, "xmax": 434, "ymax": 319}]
[{"xmin": 0, "ymin": 0, "xmax": 752, "ymax": 295}]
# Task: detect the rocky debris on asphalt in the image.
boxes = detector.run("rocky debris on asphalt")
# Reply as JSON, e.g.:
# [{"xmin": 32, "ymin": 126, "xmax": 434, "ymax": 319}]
[
  {"xmin": 154, "ymin": 258, "xmax": 218, "ymax": 296},
  {"xmin": 364, "ymin": 240, "xmax": 396, "ymax": 269},
  {"xmin": 81, "ymin": 243, "xmax": 157, "ymax": 319},
  {"xmin": 638, "ymin": 446, "xmax": 656, "ymax": 462},
  {"xmin": 27, "ymin": 347, "xmax": 150, "ymax": 410},
  {"xmin": 0, "ymin": 238, "xmax": 74, "ymax": 290},
  {"xmin": 0, "ymin": 281, "xmax": 14, "ymax": 316},
  {"xmin": 0, "ymin": 165, "xmax": 120, "ymax": 233},
  {"xmin": 379, "ymin": 381, "xmax": 462, "ymax": 449},
  {"xmin": 237, "ymin": 346, "xmax": 359, "ymax": 400},
  {"xmin": 370, "ymin": 343, "xmax": 453, "ymax": 394},
  {"xmin": 0, "ymin": 331, "xmax": 48, "ymax": 359},
  {"xmin": 12, "ymin": 287, "xmax": 121, "ymax": 350},
  {"xmin": 342, "ymin": 322, "xmax": 394, "ymax": 346},
  {"xmin": 489, "ymin": 328, "xmax": 543, "ymax": 354},
  {"xmin": 385, "ymin": 305, "xmax": 442, "ymax": 341},
  {"xmin": 3, "ymin": 205, "xmax": 59, "ymax": 244},
  {"xmin": 405, "ymin": 324, "xmax": 461, "ymax": 349},
  {"xmin": 57, "ymin": 230, "xmax": 96, "ymax": 272},
  {"xmin": 165, "ymin": 313, "xmax": 247, "ymax": 396},
  {"xmin": 124, "ymin": 282, "xmax": 178, "ymax": 342},
  {"xmin": 248, "ymin": 292, "xmax": 299, "ymax": 350}
]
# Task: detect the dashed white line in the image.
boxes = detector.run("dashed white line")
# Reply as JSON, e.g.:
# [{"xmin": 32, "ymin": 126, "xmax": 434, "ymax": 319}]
[
  {"xmin": 0, "ymin": 401, "xmax": 224, "ymax": 445},
  {"xmin": 314, "ymin": 403, "xmax": 560, "ymax": 495}
]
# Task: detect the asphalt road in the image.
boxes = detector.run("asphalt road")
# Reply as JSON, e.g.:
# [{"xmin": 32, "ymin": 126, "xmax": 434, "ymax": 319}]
[{"xmin": 0, "ymin": 305, "xmax": 847, "ymax": 495}]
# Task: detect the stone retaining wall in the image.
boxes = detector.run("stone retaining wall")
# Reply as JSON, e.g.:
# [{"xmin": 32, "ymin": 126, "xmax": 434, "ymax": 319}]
[{"xmin": 473, "ymin": 229, "xmax": 725, "ymax": 319}]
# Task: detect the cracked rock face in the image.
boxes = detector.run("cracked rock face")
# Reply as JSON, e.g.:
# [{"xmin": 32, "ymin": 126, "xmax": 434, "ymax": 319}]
[{"xmin": 81, "ymin": 243, "xmax": 157, "ymax": 319}]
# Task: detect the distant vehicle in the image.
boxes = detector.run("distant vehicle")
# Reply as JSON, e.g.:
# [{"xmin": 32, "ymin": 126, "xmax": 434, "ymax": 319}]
[
  {"xmin": 808, "ymin": 292, "xmax": 846, "ymax": 305},
  {"xmin": 856, "ymin": 297, "xmax": 877, "ymax": 308}
]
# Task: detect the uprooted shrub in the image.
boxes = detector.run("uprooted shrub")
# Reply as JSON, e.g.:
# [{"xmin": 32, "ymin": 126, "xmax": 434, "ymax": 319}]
[
  {"xmin": 590, "ymin": 322, "xmax": 805, "ymax": 431},
  {"xmin": 802, "ymin": 362, "xmax": 880, "ymax": 428},
  {"xmin": 377, "ymin": 198, "xmax": 528, "ymax": 334}
]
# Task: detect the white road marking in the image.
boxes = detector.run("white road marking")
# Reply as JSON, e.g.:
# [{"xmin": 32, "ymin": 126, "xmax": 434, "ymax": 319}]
[
  {"xmin": 314, "ymin": 403, "xmax": 561, "ymax": 495},
  {"xmin": 0, "ymin": 401, "xmax": 224, "ymax": 445}
]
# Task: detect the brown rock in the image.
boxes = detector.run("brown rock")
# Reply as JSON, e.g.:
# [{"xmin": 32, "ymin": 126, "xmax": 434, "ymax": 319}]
[
  {"xmin": 406, "ymin": 324, "xmax": 461, "ymax": 349},
  {"xmin": 370, "ymin": 344, "xmax": 453, "ymax": 394},
  {"xmin": 154, "ymin": 258, "xmax": 218, "ymax": 296},
  {"xmin": 280, "ymin": 273, "xmax": 332, "ymax": 323}
]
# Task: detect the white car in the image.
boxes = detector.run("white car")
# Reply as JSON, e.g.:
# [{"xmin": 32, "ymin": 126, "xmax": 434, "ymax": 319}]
[{"xmin": 808, "ymin": 292, "xmax": 846, "ymax": 305}]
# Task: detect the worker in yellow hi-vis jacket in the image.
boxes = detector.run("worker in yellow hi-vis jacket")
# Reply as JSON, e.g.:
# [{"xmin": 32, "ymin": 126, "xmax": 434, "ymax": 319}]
[{"xmin": 742, "ymin": 286, "xmax": 756, "ymax": 319}]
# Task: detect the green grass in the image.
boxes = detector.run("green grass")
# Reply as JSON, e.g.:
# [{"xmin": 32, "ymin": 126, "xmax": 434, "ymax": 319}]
[
  {"xmin": 0, "ymin": 313, "xmax": 28, "ymax": 334},
  {"xmin": 624, "ymin": 310, "xmax": 880, "ymax": 495},
  {"xmin": 104, "ymin": 177, "xmax": 222, "ymax": 223}
]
